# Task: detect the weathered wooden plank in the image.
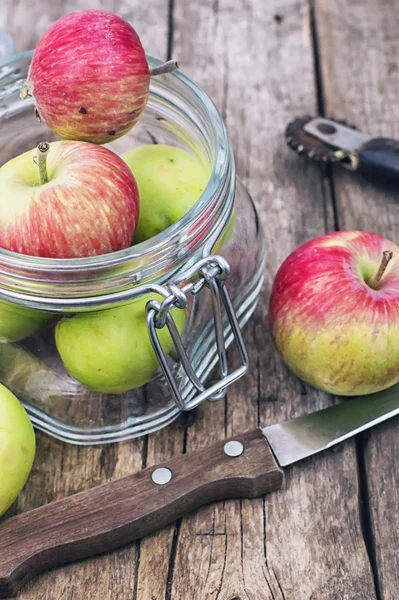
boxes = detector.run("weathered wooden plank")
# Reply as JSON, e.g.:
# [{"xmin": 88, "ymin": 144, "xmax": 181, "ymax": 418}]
[
  {"xmin": 168, "ymin": 0, "xmax": 376, "ymax": 599},
  {"xmin": 0, "ymin": 0, "xmax": 168, "ymax": 55},
  {"xmin": 0, "ymin": 1, "xmax": 382, "ymax": 600},
  {"xmin": 316, "ymin": 1, "xmax": 399, "ymax": 598},
  {"xmin": 1, "ymin": 2, "xmax": 170, "ymax": 599},
  {"xmin": 135, "ymin": 426, "xmax": 185, "ymax": 600}
]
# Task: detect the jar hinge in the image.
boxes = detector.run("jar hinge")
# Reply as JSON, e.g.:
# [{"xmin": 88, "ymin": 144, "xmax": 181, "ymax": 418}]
[{"xmin": 146, "ymin": 255, "xmax": 249, "ymax": 411}]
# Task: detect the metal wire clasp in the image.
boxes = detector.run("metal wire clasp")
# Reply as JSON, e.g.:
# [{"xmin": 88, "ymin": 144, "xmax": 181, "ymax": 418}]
[{"xmin": 146, "ymin": 255, "xmax": 249, "ymax": 411}]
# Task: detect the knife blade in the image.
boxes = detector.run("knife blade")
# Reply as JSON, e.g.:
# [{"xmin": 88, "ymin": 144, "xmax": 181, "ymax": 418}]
[
  {"xmin": 264, "ymin": 384, "xmax": 399, "ymax": 466},
  {"xmin": 1, "ymin": 384, "xmax": 399, "ymax": 598}
]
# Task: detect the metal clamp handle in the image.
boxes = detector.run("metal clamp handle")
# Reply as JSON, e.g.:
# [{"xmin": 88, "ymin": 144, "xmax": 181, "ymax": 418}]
[{"xmin": 146, "ymin": 255, "xmax": 249, "ymax": 411}]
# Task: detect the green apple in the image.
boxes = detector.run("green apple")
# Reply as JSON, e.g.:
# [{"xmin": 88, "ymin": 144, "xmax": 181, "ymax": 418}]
[
  {"xmin": 212, "ymin": 209, "xmax": 236, "ymax": 255},
  {"xmin": 55, "ymin": 295, "xmax": 187, "ymax": 394},
  {"xmin": 0, "ymin": 301, "xmax": 51, "ymax": 343},
  {"xmin": 122, "ymin": 144, "xmax": 210, "ymax": 242},
  {"xmin": 0, "ymin": 383, "xmax": 36, "ymax": 515}
]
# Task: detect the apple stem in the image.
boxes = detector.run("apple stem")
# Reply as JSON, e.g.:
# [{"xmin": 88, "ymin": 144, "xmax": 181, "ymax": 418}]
[
  {"xmin": 369, "ymin": 250, "xmax": 393, "ymax": 289},
  {"xmin": 150, "ymin": 60, "xmax": 179, "ymax": 77},
  {"xmin": 37, "ymin": 141, "xmax": 50, "ymax": 185}
]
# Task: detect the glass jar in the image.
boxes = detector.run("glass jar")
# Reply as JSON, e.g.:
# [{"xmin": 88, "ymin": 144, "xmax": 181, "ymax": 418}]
[{"xmin": 0, "ymin": 51, "xmax": 265, "ymax": 444}]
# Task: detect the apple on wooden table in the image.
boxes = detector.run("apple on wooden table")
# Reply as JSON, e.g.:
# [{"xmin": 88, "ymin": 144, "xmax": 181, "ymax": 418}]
[
  {"xmin": 0, "ymin": 384, "xmax": 36, "ymax": 516},
  {"xmin": 269, "ymin": 230, "xmax": 399, "ymax": 396}
]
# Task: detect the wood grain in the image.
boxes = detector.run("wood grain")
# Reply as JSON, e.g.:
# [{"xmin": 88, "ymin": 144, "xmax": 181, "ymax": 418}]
[
  {"xmin": 316, "ymin": 1, "xmax": 399, "ymax": 598},
  {"xmin": 0, "ymin": 0, "xmax": 390, "ymax": 599},
  {"xmin": 169, "ymin": 0, "xmax": 375, "ymax": 599},
  {"xmin": 135, "ymin": 426, "xmax": 184, "ymax": 600}
]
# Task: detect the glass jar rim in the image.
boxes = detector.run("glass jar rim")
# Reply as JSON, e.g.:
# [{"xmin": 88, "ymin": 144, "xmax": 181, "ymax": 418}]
[{"xmin": 0, "ymin": 51, "xmax": 230, "ymax": 275}]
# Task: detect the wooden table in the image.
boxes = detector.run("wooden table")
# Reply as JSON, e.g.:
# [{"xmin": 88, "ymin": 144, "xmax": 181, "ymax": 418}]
[{"xmin": 2, "ymin": 1, "xmax": 399, "ymax": 598}]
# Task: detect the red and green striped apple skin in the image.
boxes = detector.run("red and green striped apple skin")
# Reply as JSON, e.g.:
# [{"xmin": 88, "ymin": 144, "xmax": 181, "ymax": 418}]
[
  {"xmin": 26, "ymin": 10, "xmax": 150, "ymax": 144},
  {"xmin": 0, "ymin": 141, "xmax": 140, "ymax": 258},
  {"xmin": 269, "ymin": 230, "xmax": 399, "ymax": 396}
]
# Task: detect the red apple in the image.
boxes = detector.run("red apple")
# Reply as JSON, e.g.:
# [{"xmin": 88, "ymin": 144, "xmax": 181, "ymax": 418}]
[
  {"xmin": 21, "ymin": 10, "xmax": 150, "ymax": 145},
  {"xmin": 269, "ymin": 230, "xmax": 399, "ymax": 396},
  {"xmin": 0, "ymin": 140, "xmax": 139, "ymax": 258}
]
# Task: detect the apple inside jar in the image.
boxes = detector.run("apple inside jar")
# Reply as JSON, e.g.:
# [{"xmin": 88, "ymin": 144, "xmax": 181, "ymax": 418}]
[
  {"xmin": 0, "ymin": 8, "xmax": 264, "ymax": 444},
  {"xmin": 0, "ymin": 141, "xmax": 213, "ymax": 397},
  {"xmin": 0, "ymin": 140, "xmax": 140, "ymax": 259},
  {"xmin": 55, "ymin": 295, "xmax": 187, "ymax": 395},
  {"xmin": 0, "ymin": 139, "xmax": 217, "ymax": 395},
  {"xmin": 0, "ymin": 7, "xmax": 229, "ymax": 399}
]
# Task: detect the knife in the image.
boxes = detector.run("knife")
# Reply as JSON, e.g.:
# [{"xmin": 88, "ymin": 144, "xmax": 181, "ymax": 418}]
[{"xmin": 1, "ymin": 385, "xmax": 399, "ymax": 598}]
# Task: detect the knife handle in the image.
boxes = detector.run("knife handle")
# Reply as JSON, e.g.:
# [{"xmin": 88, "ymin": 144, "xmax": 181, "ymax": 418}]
[
  {"xmin": 0, "ymin": 429, "xmax": 283, "ymax": 598},
  {"xmin": 358, "ymin": 137, "xmax": 399, "ymax": 183}
]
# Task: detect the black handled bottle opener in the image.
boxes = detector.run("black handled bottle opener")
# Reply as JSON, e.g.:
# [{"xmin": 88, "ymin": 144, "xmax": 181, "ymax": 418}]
[{"xmin": 286, "ymin": 116, "xmax": 399, "ymax": 183}]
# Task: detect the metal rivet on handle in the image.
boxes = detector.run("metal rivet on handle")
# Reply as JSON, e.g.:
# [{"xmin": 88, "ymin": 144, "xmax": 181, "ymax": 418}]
[
  {"xmin": 151, "ymin": 467, "xmax": 172, "ymax": 485},
  {"xmin": 223, "ymin": 440, "xmax": 244, "ymax": 457}
]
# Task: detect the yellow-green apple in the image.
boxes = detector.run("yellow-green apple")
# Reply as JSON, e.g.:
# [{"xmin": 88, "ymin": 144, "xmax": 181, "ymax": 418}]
[
  {"xmin": 0, "ymin": 140, "xmax": 139, "ymax": 258},
  {"xmin": 55, "ymin": 295, "xmax": 187, "ymax": 394},
  {"xmin": 21, "ymin": 10, "xmax": 177, "ymax": 145},
  {"xmin": 269, "ymin": 230, "xmax": 399, "ymax": 396},
  {"xmin": 122, "ymin": 144, "xmax": 210, "ymax": 242},
  {"xmin": 212, "ymin": 209, "xmax": 235, "ymax": 255},
  {"xmin": 0, "ymin": 383, "xmax": 36, "ymax": 515},
  {"xmin": 0, "ymin": 301, "xmax": 51, "ymax": 343}
]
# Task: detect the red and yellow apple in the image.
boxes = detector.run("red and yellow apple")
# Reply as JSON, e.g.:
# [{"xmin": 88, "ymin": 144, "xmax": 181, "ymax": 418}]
[
  {"xmin": 269, "ymin": 230, "xmax": 399, "ymax": 396},
  {"xmin": 0, "ymin": 140, "xmax": 139, "ymax": 258},
  {"xmin": 21, "ymin": 10, "xmax": 150, "ymax": 144}
]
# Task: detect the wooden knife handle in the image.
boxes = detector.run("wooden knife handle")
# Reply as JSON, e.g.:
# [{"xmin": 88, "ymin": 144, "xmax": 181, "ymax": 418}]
[{"xmin": 0, "ymin": 429, "xmax": 283, "ymax": 598}]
